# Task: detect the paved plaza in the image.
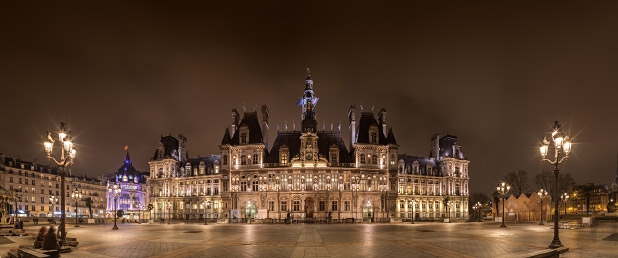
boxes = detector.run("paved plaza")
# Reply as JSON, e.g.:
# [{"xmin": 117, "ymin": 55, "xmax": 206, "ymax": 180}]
[{"xmin": 2, "ymin": 222, "xmax": 617, "ymax": 257}]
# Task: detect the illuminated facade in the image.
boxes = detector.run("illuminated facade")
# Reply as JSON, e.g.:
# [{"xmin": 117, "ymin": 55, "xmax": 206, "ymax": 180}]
[
  {"xmin": 0, "ymin": 154, "xmax": 106, "ymax": 218},
  {"xmin": 105, "ymin": 152, "xmax": 149, "ymax": 219},
  {"xmin": 148, "ymin": 71, "xmax": 470, "ymax": 222}
]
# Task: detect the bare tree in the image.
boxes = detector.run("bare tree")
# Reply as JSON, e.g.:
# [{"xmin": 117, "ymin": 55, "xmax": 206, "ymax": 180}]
[
  {"xmin": 503, "ymin": 170, "xmax": 530, "ymax": 196},
  {"xmin": 535, "ymin": 170, "xmax": 576, "ymax": 197}
]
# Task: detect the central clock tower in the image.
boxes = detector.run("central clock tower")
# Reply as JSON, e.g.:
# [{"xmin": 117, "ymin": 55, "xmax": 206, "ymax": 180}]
[{"xmin": 300, "ymin": 131, "xmax": 319, "ymax": 162}]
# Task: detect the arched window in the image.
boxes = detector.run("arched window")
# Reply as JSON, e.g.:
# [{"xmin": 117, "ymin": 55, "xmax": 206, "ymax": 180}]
[{"xmin": 241, "ymin": 155, "xmax": 247, "ymax": 165}]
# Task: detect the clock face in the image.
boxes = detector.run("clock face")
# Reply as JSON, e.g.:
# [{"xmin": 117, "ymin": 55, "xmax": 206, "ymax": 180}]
[{"xmin": 306, "ymin": 153, "xmax": 313, "ymax": 160}]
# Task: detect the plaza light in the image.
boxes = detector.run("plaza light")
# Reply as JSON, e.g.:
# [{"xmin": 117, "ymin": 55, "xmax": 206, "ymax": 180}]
[
  {"xmin": 202, "ymin": 200, "xmax": 210, "ymax": 225},
  {"xmin": 42, "ymin": 122, "xmax": 76, "ymax": 240},
  {"xmin": 496, "ymin": 182, "xmax": 510, "ymax": 228},
  {"xmin": 473, "ymin": 202, "xmax": 482, "ymax": 222},
  {"xmin": 561, "ymin": 193, "xmax": 570, "ymax": 215},
  {"xmin": 71, "ymin": 189, "xmax": 82, "ymax": 227},
  {"xmin": 409, "ymin": 200, "xmax": 416, "ymax": 224},
  {"xmin": 537, "ymin": 189, "xmax": 548, "ymax": 225},
  {"xmin": 107, "ymin": 183, "xmax": 121, "ymax": 230},
  {"xmin": 49, "ymin": 195, "xmax": 58, "ymax": 218},
  {"xmin": 539, "ymin": 121, "xmax": 572, "ymax": 249}
]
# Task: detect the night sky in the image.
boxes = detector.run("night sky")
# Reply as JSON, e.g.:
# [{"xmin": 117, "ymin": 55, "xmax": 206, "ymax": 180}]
[{"xmin": 1, "ymin": 1, "xmax": 618, "ymax": 195}]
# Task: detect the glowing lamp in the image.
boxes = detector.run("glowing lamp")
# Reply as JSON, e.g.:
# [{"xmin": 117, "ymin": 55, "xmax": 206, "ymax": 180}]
[
  {"xmin": 59, "ymin": 132, "xmax": 67, "ymax": 141},
  {"xmin": 44, "ymin": 141, "xmax": 53, "ymax": 153},
  {"xmin": 554, "ymin": 135, "xmax": 563, "ymax": 148},
  {"xmin": 563, "ymin": 136, "xmax": 572, "ymax": 154},
  {"xmin": 64, "ymin": 140, "xmax": 73, "ymax": 151},
  {"xmin": 70, "ymin": 149, "xmax": 76, "ymax": 159}
]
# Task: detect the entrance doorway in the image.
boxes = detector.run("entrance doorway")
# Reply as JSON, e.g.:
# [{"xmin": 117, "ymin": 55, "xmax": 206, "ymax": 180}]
[
  {"xmin": 305, "ymin": 198, "xmax": 314, "ymax": 218},
  {"xmin": 245, "ymin": 202, "xmax": 257, "ymax": 219},
  {"xmin": 362, "ymin": 202, "xmax": 374, "ymax": 220}
]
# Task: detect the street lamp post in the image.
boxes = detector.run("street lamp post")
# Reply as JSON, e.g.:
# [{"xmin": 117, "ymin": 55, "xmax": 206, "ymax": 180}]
[
  {"xmin": 539, "ymin": 121, "xmax": 572, "ymax": 249},
  {"xmin": 49, "ymin": 195, "xmax": 58, "ymax": 219},
  {"xmin": 43, "ymin": 122, "xmax": 76, "ymax": 240},
  {"xmin": 473, "ymin": 202, "xmax": 482, "ymax": 222},
  {"xmin": 166, "ymin": 201, "xmax": 171, "ymax": 224},
  {"xmin": 497, "ymin": 182, "xmax": 510, "ymax": 228},
  {"xmin": 409, "ymin": 200, "xmax": 415, "ymax": 224},
  {"xmin": 71, "ymin": 189, "xmax": 82, "ymax": 227},
  {"xmin": 203, "ymin": 200, "xmax": 210, "ymax": 225},
  {"xmin": 538, "ymin": 189, "xmax": 548, "ymax": 225},
  {"xmin": 561, "ymin": 193, "xmax": 570, "ymax": 215},
  {"xmin": 107, "ymin": 183, "xmax": 121, "ymax": 230}
]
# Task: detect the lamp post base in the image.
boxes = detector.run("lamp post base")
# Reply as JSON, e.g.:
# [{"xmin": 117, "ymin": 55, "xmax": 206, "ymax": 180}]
[
  {"xmin": 548, "ymin": 238, "xmax": 563, "ymax": 249},
  {"xmin": 112, "ymin": 225, "xmax": 118, "ymax": 230},
  {"xmin": 74, "ymin": 225, "xmax": 80, "ymax": 227},
  {"xmin": 500, "ymin": 224, "xmax": 507, "ymax": 228}
]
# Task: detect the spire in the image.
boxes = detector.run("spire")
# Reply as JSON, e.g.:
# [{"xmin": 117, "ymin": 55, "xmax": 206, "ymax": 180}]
[
  {"xmin": 301, "ymin": 68, "xmax": 317, "ymax": 131},
  {"xmin": 125, "ymin": 151, "xmax": 131, "ymax": 164}
]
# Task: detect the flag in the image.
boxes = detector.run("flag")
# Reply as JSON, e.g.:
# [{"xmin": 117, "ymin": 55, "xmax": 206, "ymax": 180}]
[
  {"xmin": 124, "ymin": 145, "xmax": 128, "ymax": 151},
  {"xmin": 296, "ymin": 98, "xmax": 303, "ymax": 106},
  {"xmin": 311, "ymin": 97, "xmax": 319, "ymax": 105}
]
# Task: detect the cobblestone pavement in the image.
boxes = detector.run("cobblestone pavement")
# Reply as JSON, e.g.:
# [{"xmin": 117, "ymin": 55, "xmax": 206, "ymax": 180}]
[{"xmin": 1, "ymin": 221, "xmax": 617, "ymax": 257}]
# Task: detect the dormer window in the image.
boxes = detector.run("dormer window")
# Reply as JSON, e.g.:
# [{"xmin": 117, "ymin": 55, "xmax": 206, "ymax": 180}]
[
  {"xmin": 239, "ymin": 126, "xmax": 249, "ymax": 144},
  {"xmin": 360, "ymin": 154, "xmax": 366, "ymax": 164},
  {"xmin": 223, "ymin": 155, "xmax": 228, "ymax": 165},
  {"xmin": 369, "ymin": 125, "xmax": 379, "ymax": 144},
  {"xmin": 252, "ymin": 154, "xmax": 259, "ymax": 164},
  {"xmin": 329, "ymin": 144, "xmax": 339, "ymax": 164},
  {"xmin": 280, "ymin": 145, "xmax": 289, "ymax": 165}
]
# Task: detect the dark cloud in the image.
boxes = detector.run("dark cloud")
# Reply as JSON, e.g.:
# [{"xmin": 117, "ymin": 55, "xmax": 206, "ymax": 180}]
[{"xmin": 1, "ymin": 1, "xmax": 618, "ymax": 194}]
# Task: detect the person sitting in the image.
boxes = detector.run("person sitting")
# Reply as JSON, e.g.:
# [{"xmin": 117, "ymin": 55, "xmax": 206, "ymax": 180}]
[
  {"xmin": 34, "ymin": 226, "xmax": 48, "ymax": 249},
  {"xmin": 42, "ymin": 226, "xmax": 60, "ymax": 250}
]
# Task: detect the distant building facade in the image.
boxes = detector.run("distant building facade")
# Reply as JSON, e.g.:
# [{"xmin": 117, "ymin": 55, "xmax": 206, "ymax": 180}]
[
  {"xmin": 104, "ymin": 152, "xmax": 149, "ymax": 219},
  {"xmin": 0, "ymin": 153, "xmax": 106, "ymax": 218},
  {"xmin": 569, "ymin": 183, "xmax": 609, "ymax": 214},
  {"xmin": 147, "ymin": 72, "xmax": 470, "ymax": 222}
]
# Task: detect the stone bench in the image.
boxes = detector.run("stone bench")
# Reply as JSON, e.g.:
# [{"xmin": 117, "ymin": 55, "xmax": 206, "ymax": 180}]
[{"xmin": 16, "ymin": 245, "xmax": 59, "ymax": 258}]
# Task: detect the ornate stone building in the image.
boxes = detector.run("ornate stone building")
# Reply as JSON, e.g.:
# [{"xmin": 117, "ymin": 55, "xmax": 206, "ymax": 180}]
[
  {"xmin": 104, "ymin": 152, "xmax": 149, "ymax": 219},
  {"xmin": 148, "ymin": 71, "xmax": 470, "ymax": 222}
]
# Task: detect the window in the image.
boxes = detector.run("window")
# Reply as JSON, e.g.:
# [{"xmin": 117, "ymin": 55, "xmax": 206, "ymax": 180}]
[
  {"xmin": 241, "ymin": 155, "xmax": 247, "ymax": 165},
  {"xmin": 241, "ymin": 181, "xmax": 247, "ymax": 192},
  {"xmin": 332, "ymin": 201, "xmax": 338, "ymax": 211},
  {"xmin": 32, "ymin": 180, "xmax": 35, "ymax": 185},
  {"xmin": 252, "ymin": 154, "xmax": 259, "ymax": 164},
  {"xmin": 330, "ymin": 153, "xmax": 338, "ymax": 163},
  {"xmin": 293, "ymin": 201, "xmax": 300, "ymax": 212},
  {"xmin": 390, "ymin": 154, "xmax": 396, "ymax": 165},
  {"xmin": 344, "ymin": 201, "xmax": 350, "ymax": 211},
  {"xmin": 319, "ymin": 200, "xmax": 325, "ymax": 211},
  {"xmin": 268, "ymin": 201, "xmax": 274, "ymax": 211},
  {"xmin": 281, "ymin": 201, "xmax": 288, "ymax": 212},
  {"xmin": 252, "ymin": 180, "xmax": 258, "ymax": 191},
  {"xmin": 41, "ymin": 197, "xmax": 44, "ymax": 203},
  {"xmin": 371, "ymin": 155, "xmax": 378, "ymax": 164},
  {"xmin": 241, "ymin": 132, "xmax": 248, "ymax": 144},
  {"xmin": 9, "ymin": 177, "xmax": 13, "ymax": 182},
  {"xmin": 223, "ymin": 155, "xmax": 228, "ymax": 165},
  {"xmin": 281, "ymin": 152, "xmax": 288, "ymax": 165},
  {"xmin": 19, "ymin": 178, "xmax": 22, "ymax": 184},
  {"xmin": 360, "ymin": 154, "xmax": 366, "ymax": 164},
  {"xmin": 370, "ymin": 132, "xmax": 377, "ymax": 144}
]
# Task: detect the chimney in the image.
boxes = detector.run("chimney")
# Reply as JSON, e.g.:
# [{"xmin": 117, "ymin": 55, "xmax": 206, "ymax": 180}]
[
  {"xmin": 231, "ymin": 108, "xmax": 240, "ymax": 136},
  {"xmin": 178, "ymin": 134, "xmax": 187, "ymax": 162},
  {"xmin": 348, "ymin": 105, "xmax": 357, "ymax": 147},
  {"xmin": 378, "ymin": 108, "xmax": 387, "ymax": 137},
  {"xmin": 261, "ymin": 105, "xmax": 270, "ymax": 149},
  {"xmin": 431, "ymin": 134, "xmax": 440, "ymax": 160}
]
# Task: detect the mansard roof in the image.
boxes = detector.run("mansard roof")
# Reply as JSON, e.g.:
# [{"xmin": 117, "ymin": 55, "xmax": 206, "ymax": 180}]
[
  {"xmin": 221, "ymin": 127, "xmax": 232, "ymax": 145},
  {"xmin": 398, "ymin": 154, "xmax": 440, "ymax": 175},
  {"xmin": 229, "ymin": 111, "xmax": 264, "ymax": 145},
  {"xmin": 152, "ymin": 135, "xmax": 179, "ymax": 160},
  {"xmin": 117, "ymin": 152, "xmax": 139, "ymax": 174},
  {"xmin": 185, "ymin": 154, "xmax": 220, "ymax": 168},
  {"xmin": 387, "ymin": 127, "xmax": 397, "ymax": 145},
  {"xmin": 355, "ymin": 112, "xmax": 391, "ymax": 145},
  {"xmin": 438, "ymin": 135, "xmax": 465, "ymax": 159},
  {"xmin": 264, "ymin": 130, "xmax": 353, "ymax": 164}
]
